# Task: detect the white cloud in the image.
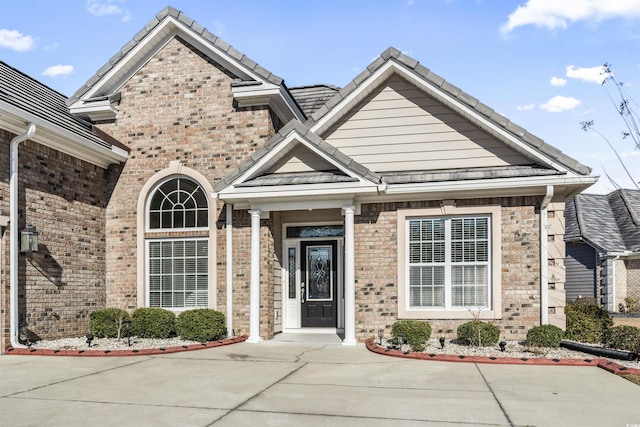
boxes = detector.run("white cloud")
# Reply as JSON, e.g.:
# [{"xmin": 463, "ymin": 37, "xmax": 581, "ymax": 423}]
[
  {"xmin": 540, "ymin": 95, "xmax": 581, "ymax": 112},
  {"xmin": 550, "ymin": 76, "xmax": 567, "ymax": 87},
  {"xmin": 0, "ymin": 29, "xmax": 35, "ymax": 52},
  {"xmin": 44, "ymin": 42, "xmax": 59, "ymax": 50},
  {"xmin": 87, "ymin": 0, "xmax": 131, "ymax": 22},
  {"xmin": 501, "ymin": 0, "xmax": 640, "ymax": 34},
  {"xmin": 517, "ymin": 103, "xmax": 535, "ymax": 111},
  {"xmin": 565, "ymin": 65, "xmax": 608, "ymax": 84},
  {"xmin": 42, "ymin": 65, "xmax": 74, "ymax": 77}
]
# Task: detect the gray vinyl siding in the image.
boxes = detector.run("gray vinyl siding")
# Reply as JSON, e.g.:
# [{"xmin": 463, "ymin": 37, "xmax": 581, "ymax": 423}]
[
  {"xmin": 565, "ymin": 242, "xmax": 597, "ymax": 300},
  {"xmin": 273, "ymin": 144, "xmax": 335, "ymax": 173},
  {"xmin": 322, "ymin": 75, "xmax": 530, "ymax": 173}
]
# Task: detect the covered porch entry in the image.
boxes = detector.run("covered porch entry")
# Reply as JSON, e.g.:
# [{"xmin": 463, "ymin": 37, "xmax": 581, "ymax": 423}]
[{"xmin": 242, "ymin": 203, "xmax": 358, "ymax": 345}]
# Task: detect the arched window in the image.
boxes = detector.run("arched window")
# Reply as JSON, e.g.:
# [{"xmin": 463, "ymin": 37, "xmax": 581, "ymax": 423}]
[
  {"xmin": 148, "ymin": 178, "xmax": 208, "ymax": 229},
  {"xmin": 146, "ymin": 177, "xmax": 209, "ymax": 309}
]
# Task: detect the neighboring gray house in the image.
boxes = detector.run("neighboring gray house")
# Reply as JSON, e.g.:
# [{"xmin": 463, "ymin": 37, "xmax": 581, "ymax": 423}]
[{"xmin": 565, "ymin": 189, "xmax": 640, "ymax": 311}]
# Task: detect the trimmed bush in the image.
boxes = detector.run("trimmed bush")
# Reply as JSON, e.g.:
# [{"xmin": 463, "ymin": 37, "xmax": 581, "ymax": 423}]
[
  {"xmin": 176, "ymin": 309, "xmax": 226, "ymax": 342},
  {"xmin": 565, "ymin": 302, "xmax": 613, "ymax": 344},
  {"xmin": 457, "ymin": 321, "xmax": 500, "ymax": 346},
  {"xmin": 390, "ymin": 320, "xmax": 432, "ymax": 352},
  {"xmin": 527, "ymin": 324, "xmax": 564, "ymax": 348},
  {"xmin": 89, "ymin": 308, "xmax": 131, "ymax": 338},
  {"xmin": 604, "ymin": 325, "xmax": 640, "ymax": 353},
  {"xmin": 131, "ymin": 307, "xmax": 176, "ymax": 338}
]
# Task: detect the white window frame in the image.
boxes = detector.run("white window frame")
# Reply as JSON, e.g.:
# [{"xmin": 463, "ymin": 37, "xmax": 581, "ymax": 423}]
[
  {"xmin": 397, "ymin": 205, "xmax": 502, "ymax": 320},
  {"xmin": 146, "ymin": 176, "xmax": 209, "ymax": 233},
  {"xmin": 146, "ymin": 237, "xmax": 209, "ymax": 310}
]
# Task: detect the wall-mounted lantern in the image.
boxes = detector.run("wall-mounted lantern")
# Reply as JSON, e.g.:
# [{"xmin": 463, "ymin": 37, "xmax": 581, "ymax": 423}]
[{"xmin": 20, "ymin": 225, "xmax": 39, "ymax": 253}]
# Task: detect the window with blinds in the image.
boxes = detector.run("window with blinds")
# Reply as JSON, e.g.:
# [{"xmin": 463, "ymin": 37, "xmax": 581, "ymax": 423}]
[
  {"xmin": 408, "ymin": 216, "xmax": 489, "ymax": 309},
  {"xmin": 146, "ymin": 177, "xmax": 209, "ymax": 309}
]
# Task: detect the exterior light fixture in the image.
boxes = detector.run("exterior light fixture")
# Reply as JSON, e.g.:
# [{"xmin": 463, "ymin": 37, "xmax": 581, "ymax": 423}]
[
  {"xmin": 499, "ymin": 341, "xmax": 507, "ymax": 352},
  {"xmin": 20, "ymin": 225, "xmax": 39, "ymax": 253},
  {"xmin": 378, "ymin": 329, "xmax": 384, "ymax": 345},
  {"xmin": 86, "ymin": 333, "xmax": 94, "ymax": 348},
  {"xmin": 439, "ymin": 337, "xmax": 445, "ymax": 349}
]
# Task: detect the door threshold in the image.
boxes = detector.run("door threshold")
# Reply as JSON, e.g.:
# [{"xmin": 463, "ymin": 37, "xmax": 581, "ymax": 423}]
[{"xmin": 283, "ymin": 328, "xmax": 343, "ymax": 334}]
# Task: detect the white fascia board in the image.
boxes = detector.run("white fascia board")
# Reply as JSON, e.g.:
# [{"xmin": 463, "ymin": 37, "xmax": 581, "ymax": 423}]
[
  {"xmin": 69, "ymin": 99, "xmax": 119, "ymax": 121},
  {"xmin": 0, "ymin": 102, "xmax": 127, "ymax": 167},
  {"xmin": 384, "ymin": 174, "xmax": 597, "ymax": 196},
  {"xmin": 220, "ymin": 182, "xmax": 378, "ymax": 201},
  {"xmin": 250, "ymin": 199, "xmax": 356, "ymax": 212},
  {"xmin": 312, "ymin": 60, "xmax": 571, "ymax": 174},
  {"xmin": 231, "ymin": 83, "xmax": 305, "ymax": 123}
]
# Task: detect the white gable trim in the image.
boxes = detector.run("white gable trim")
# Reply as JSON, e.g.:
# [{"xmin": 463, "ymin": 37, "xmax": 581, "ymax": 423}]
[
  {"xmin": 219, "ymin": 130, "xmax": 379, "ymax": 191},
  {"xmin": 69, "ymin": 16, "xmax": 303, "ymax": 122},
  {"xmin": 310, "ymin": 60, "xmax": 575, "ymax": 176}
]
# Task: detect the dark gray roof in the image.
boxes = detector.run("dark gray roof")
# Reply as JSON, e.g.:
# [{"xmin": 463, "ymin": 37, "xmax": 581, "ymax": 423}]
[
  {"xmin": 214, "ymin": 120, "xmax": 381, "ymax": 192},
  {"xmin": 289, "ymin": 85, "xmax": 341, "ymax": 116},
  {"xmin": 0, "ymin": 61, "xmax": 116, "ymax": 150},
  {"xmin": 565, "ymin": 189, "xmax": 640, "ymax": 253},
  {"xmin": 237, "ymin": 171, "xmax": 357, "ymax": 187},
  {"xmin": 380, "ymin": 165, "xmax": 562, "ymax": 184},
  {"xmin": 305, "ymin": 47, "xmax": 592, "ymax": 176},
  {"xmin": 68, "ymin": 6, "xmax": 285, "ymax": 105}
]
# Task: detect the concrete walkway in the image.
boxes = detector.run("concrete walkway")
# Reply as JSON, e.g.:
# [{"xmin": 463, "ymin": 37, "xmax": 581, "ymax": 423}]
[{"xmin": 1, "ymin": 340, "xmax": 639, "ymax": 426}]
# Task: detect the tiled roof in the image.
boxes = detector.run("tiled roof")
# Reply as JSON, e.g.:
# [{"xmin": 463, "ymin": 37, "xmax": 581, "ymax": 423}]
[
  {"xmin": 305, "ymin": 47, "xmax": 592, "ymax": 176},
  {"xmin": 68, "ymin": 6, "xmax": 285, "ymax": 105},
  {"xmin": 0, "ymin": 61, "xmax": 114, "ymax": 150},
  {"xmin": 237, "ymin": 171, "xmax": 357, "ymax": 187},
  {"xmin": 380, "ymin": 165, "xmax": 562, "ymax": 184},
  {"xmin": 289, "ymin": 85, "xmax": 341, "ymax": 116},
  {"xmin": 565, "ymin": 189, "xmax": 640, "ymax": 252}
]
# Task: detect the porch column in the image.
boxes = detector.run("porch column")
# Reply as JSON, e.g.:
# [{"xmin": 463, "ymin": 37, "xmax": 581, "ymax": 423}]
[
  {"xmin": 247, "ymin": 209, "xmax": 262, "ymax": 343},
  {"xmin": 343, "ymin": 205, "xmax": 357, "ymax": 345}
]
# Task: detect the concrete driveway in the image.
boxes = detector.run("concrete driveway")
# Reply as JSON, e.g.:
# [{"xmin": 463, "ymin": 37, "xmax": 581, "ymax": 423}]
[{"xmin": 1, "ymin": 340, "xmax": 639, "ymax": 426}]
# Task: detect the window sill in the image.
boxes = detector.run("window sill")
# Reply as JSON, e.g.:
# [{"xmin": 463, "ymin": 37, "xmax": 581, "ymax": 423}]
[{"xmin": 398, "ymin": 309, "xmax": 501, "ymax": 320}]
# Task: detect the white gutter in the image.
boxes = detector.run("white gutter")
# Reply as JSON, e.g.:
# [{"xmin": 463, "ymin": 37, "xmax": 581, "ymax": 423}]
[
  {"xmin": 540, "ymin": 185, "xmax": 554, "ymax": 325},
  {"xmin": 226, "ymin": 204, "xmax": 233, "ymax": 337},
  {"xmin": 9, "ymin": 123, "xmax": 36, "ymax": 349}
]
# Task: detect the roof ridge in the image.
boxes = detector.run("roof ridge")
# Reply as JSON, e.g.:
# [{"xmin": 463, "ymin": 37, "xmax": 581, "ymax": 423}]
[
  {"xmin": 289, "ymin": 84, "xmax": 341, "ymax": 90},
  {"xmin": 305, "ymin": 46, "xmax": 592, "ymax": 177}
]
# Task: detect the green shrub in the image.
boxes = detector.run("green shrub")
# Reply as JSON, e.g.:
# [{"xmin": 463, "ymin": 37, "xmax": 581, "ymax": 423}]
[
  {"xmin": 527, "ymin": 324, "xmax": 564, "ymax": 348},
  {"xmin": 176, "ymin": 309, "xmax": 226, "ymax": 342},
  {"xmin": 390, "ymin": 320, "xmax": 432, "ymax": 352},
  {"xmin": 457, "ymin": 321, "xmax": 500, "ymax": 346},
  {"xmin": 604, "ymin": 325, "xmax": 640, "ymax": 353},
  {"xmin": 565, "ymin": 302, "xmax": 613, "ymax": 343},
  {"xmin": 131, "ymin": 308, "xmax": 176, "ymax": 338},
  {"xmin": 89, "ymin": 308, "xmax": 131, "ymax": 338}
]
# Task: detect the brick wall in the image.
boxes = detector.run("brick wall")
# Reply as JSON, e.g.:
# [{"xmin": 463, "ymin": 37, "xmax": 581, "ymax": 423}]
[
  {"xmin": 353, "ymin": 196, "xmax": 543, "ymax": 342},
  {"xmin": 1, "ymin": 132, "xmax": 108, "ymax": 350},
  {"xmin": 97, "ymin": 37, "xmax": 275, "ymax": 312},
  {"xmin": 626, "ymin": 259, "xmax": 640, "ymax": 303}
]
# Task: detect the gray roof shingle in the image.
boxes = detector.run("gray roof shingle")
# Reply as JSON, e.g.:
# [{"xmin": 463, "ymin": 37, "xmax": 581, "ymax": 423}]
[
  {"xmin": 289, "ymin": 85, "xmax": 341, "ymax": 116},
  {"xmin": 0, "ymin": 61, "xmax": 118, "ymax": 151},
  {"xmin": 565, "ymin": 189, "xmax": 640, "ymax": 253}
]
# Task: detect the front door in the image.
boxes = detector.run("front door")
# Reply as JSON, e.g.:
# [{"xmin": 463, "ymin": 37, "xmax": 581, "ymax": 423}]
[{"xmin": 301, "ymin": 240, "xmax": 337, "ymax": 327}]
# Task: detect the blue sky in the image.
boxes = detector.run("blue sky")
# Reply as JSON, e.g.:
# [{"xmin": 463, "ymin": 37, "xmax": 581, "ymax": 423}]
[{"xmin": 1, "ymin": 0, "xmax": 639, "ymax": 194}]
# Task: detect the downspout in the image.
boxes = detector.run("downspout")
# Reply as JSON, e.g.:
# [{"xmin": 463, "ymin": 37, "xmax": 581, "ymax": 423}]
[
  {"xmin": 226, "ymin": 203, "xmax": 233, "ymax": 336},
  {"xmin": 540, "ymin": 185, "xmax": 554, "ymax": 325},
  {"xmin": 9, "ymin": 123, "xmax": 36, "ymax": 348}
]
